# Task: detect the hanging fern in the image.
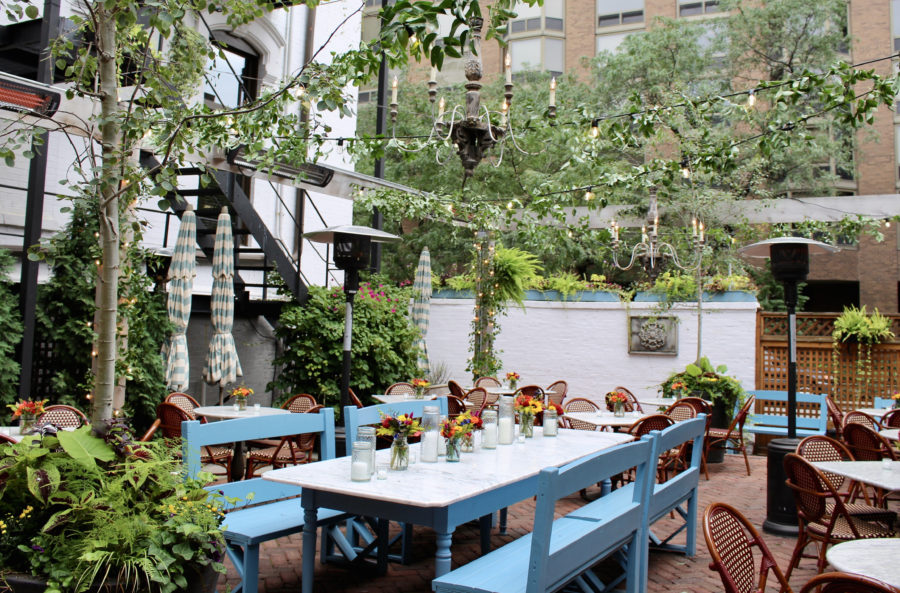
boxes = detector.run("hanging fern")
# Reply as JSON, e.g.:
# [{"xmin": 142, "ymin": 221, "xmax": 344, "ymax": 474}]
[{"xmin": 492, "ymin": 247, "xmax": 542, "ymax": 310}]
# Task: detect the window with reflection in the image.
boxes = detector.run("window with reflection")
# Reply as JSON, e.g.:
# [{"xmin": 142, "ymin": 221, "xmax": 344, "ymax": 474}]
[
  {"xmin": 204, "ymin": 32, "xmax": 259, "ymax": 109},
  {"xmin": 597, "ymin": 0, "xmax": 643, "ymax": 28}
]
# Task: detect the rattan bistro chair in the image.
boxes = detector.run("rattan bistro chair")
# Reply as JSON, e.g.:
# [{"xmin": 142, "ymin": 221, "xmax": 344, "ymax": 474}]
[
  {"xmin": 796, "ymin": 436, "xmax": 895, "ymax": 524},
  {"xmin": 826, "ymin": 396, "xmax": 846, "ymax": 441},
  {"xmin": 606, "ymin": 387, "xmax": 642, "ymax": 413},
  {"xmin": 247, "ymin": 394, "xmax": 318, "ymax": 451},
  {"xmin": 783, "ymin": 454, "xmax": 897, "ymax": 582},
  {"xmin": 245, "ymin": 405, "xmax": 323, "ymax": 479},
  {"xmin": 152, "ymin": 403, "xmax": 233, "ymax": 481},
  {"xmin": 37, "ymin": 405, "xmax": 88, "ymax": 429},
  {"xmin": 843, "ymin": 423, "xmax": 896, "ymax": 462},
  {"xmin": 880, "ymin": 409, "xmax": 900, "ymax": 429},
  {"xmin": 447, "ymin": 395, "xmax": 467, "ymax": 418},
  {"xmin": 703, "ymin": 502, "xmax": 795, "ymax": 593},
  {"xmin": 164, "ymin": 392, "xmax": 205, "ymax": 422},
  {"xmin": 475, "ymin": 376, "xmax": 502, "ymax": 389},
  {"xmin": 348, "ymin": 388, "xmax": 365, "ymax": 409},
  {"xmin": 562, "ymin": 398, "xmax": 600, "ymax": 431},
  {"xmin": 800, "ymin": 573, "xmax": 900, "ymax": 593},
  {"xmin": 546, "ymin": 381, "xmax": 568, "ymax": 407},
  {"xmin": 386, "ymin": 382, "xmax": 417, "ymax": 398},
  {"xmin": 665, "ymin": 401, "xmax": 697, "ymax": 422},
  {"xmin": 448, "ymin": 380, "xmax": 467, "ymax": 400},
  {"xmin": 464, "ymin": 387, "xmax": 490, "ymax": 413},
  {"xmin": 843, "ymin": 411, "xmax": 881, "ymax": 431},
  {"xmin": 702, "ymin": 395, "xmax": 755, "ymax": 480}
]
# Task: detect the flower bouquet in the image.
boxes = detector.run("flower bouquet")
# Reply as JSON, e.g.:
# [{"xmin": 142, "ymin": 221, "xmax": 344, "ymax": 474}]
[
  {"xmin": 7, "ymin": 399, "xmax": 48, "ymax": 433},
  {"xmin": 892, "ymin": 393, "xmax": 900, "ymax": 410},
  {"xmin": 441, "ymin": 415, "xmax": 475, "ymax": 461},
  {"xmin": 506, "ymin": 372, "xmax": 521, "ymax": 391},
  {"xmin": 230, "ymin": 384, "xmax": 253, "ymax": 411},
  {"xmin": 459, "ymin": 411, "xmax": 483, "ymax": 452},
  {"xmin": 377, "ymin": 410, "xmax": 423, "ymax": 470},
  {"xmin": 607, "ymin": 391, "xmax": 629, "ymax": 417},
  {"xmin": 514, "ymin": 394, "xmax": 543, "ymax": 438},
  {"xmin": 412, "ymin": 378, "xmax": 430, "ymax": 399}
]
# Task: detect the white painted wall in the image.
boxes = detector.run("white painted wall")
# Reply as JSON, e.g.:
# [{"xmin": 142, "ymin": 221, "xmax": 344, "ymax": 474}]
[{"xmin": 427, "ymin": 299, "xmax": 759, "ymax": 407}]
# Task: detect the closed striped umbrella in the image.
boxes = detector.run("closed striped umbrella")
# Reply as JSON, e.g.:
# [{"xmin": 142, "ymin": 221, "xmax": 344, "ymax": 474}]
[
  {"xmin": 411, "ymin": 248, "xmax": 431, "ymax": 373},
  {"xmin": 203, "ymin": 207, "xmax": 242, "ymax": 400},
  {"xmin": 162, "ymin": 204, "xmax": 196, "ymax": 391}
]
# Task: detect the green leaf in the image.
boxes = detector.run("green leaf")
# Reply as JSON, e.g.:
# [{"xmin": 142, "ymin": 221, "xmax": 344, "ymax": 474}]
[
  {"xmin": 157, "ymin": 199, "xmax": 171, "ymax": 211},
  {"xmin": 172, "ymin": 542, "xmax": 194, "ymax": 560},
  {"xmin": 716, "ymin": 364, "xmax": 728, "ymax": 374},
  {"xmin": 25, "ymin": 5, "xmax": 38, "ymax": 18},
  {"xmin": 685, "ymin": 364, "xmax": 702, "ymax": 377},
  {"xmin": 57, "ymin": 427, "xmax": 116, "ymax": 467}
]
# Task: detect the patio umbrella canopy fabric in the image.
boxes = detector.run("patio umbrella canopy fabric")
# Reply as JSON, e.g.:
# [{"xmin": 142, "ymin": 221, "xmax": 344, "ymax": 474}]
[
  {"xmin": 411, "ymin": 248, "xmax": 432, "ymax": 374},
  {"xmin": 162, "ymin": 204, "xmax": 196, "ymax": 391},
  {"xmin": 203, "ymin": 207, "xmax": 242, "ymax": 399}
]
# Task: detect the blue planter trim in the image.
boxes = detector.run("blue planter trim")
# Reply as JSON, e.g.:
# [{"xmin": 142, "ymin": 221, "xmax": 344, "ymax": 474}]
[
  {"xmin": 634, "ymin": 291, "xmax": 757, "ymax": 303},
  {"xmin": 431, "ymin": 289, "xmax": 619, "ymax": 302}
]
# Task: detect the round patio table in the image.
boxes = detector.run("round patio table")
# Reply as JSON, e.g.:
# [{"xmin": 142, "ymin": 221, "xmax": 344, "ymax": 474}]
[
  {"xmin": 856, "ymin": 408, "xmax": 893, "ymax": 417},
  {"xmin": 826, "ymin": 539, "xmax": 900, "ymax": 588},
  {"xmin": 636, "ymin": 398, "xmax": 676, "ymax": 410},
  {"xmin": 564, "ymin": 411, "xmax": 650, "ymax": 429},
  {"xmin": 0, "ymin": 426, "xmax": 23, "ymax": 442},
  {"xmin": 879, "ymin": 428, "xmax": 898, "ymax": 441},
  {"xmin": 194, "ymin": 406, "xmax": 291, "ymax": 481}
]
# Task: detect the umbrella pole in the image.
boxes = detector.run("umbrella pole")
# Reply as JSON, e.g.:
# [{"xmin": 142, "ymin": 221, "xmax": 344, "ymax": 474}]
[{"xmin": 219, "ymin": 385, "xmax": 224, "ymax": 406}]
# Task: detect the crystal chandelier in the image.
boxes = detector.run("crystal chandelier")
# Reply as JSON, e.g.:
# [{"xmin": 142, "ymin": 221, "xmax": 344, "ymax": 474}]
[
  {"xmin": 609, "ymin": 188, "xmax": 706, "ymax": 281},
  {"xmin": 388, "ymin": 17, "xmax": 556, "ymax": 180}
]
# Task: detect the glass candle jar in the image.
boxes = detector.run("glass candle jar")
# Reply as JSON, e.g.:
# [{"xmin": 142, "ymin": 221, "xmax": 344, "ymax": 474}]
[
  {"xmin": 544, "ymin": 408, "xmax": 558, "ymax": 437},
  {"xmin": 498, "ymin": 396, "xmax": 515, "ymax": 445},
  {"xmin": 357, "ymin": 426, "xmax": 377, "ymax": 474},
  {"xmin": 421, "ymin": 406, "xmax": 441, "ymax": 463},
  {"xmin": 481, "ymin": 410, "xmax": 498, "ymax": 449},
  {"xmin": 438, "ymin": 414, "xmax": 448, "ymax": 456},
  {"xmin": 351, "ymin": 441, "xmax": 373, "ymax": 482}
]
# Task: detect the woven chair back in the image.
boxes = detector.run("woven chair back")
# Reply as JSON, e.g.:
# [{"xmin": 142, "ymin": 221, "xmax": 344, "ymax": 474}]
[
  {"xmin": 156, "ymin": 403, "xmax": 191, "ymax": 439},
  {"xmin": 447, "ymin": 395, "xmax": 467, "ymax": 417},
  {"xmin": 38, "ymin": 405, "xmax": 87, "ymax": 429},
  {"xmin": 797, "ymin": 436, "xmax": 854, "ymax": 492},
  {"xmin": 546, "ymin": 381, "xmax": 568, "ymax": 405},
  {"xmin": 843, "ymin": 423, "xmax": 895, "ymax": 461},
  {"xmin": 296, "ymin": 405, "xmax": 324, "ymax": 450},
  {"xmin": 448, "ymin": 381, "xmax": 467, "ymax": 400},
  {"xmin": 630, "ymin": 414, "xmax": 674, "ymax": 438},
  {"xmin": 612, "ymin": 386, "xmax": 643, "ymax": 412},
  {"xmin": 466, "ymin": 388, "xmax": 488, "ymax": 409},
  {"xmin": 386, "ymin": 382, "xmax": 416, "ymax": 397},
  {"xmin": 665, "ymin": 402, "xmax": 697, "ymax": 422},
  {"xmin": 703, "ymin": 504, "xmax": 763, "ymax": 593},
  {"xmin": 784, "ymin": 453, "xmax": 834, "ymax": 525},
  {"xmin": 843, "ymin": 411, "xmax": 879, "ymax": 431},
  {"xmin": 284, "ymin": 394, "xmax": 317, "ymax": 413},
  {"xmin": 800, "ymin": 573, "xmax": 900, "ymax": 593},
  {"xmin": 680, "ymin": 397, "xmax": 713, "ymax": 416},
  {"xmin": 165, "ymin": 393, "xmax": 200, "ymax": 419},
  {"xmin": 475, "ymin": 377, "xmax": 502, "ymax": 389},
  {"xmin": 516, "ymin": 385, "xmax": 544, "ymax": 399},
  {"xmin": 564, "ymin": 398, "xmax": 599, "ymax": 414},
  {"xmin": 882, "ymin": 409, "xmax": 900, "ymax": 429},
  {"xmin": 826, "ymin": 396, "xmax": 845, "ymax": 436}
]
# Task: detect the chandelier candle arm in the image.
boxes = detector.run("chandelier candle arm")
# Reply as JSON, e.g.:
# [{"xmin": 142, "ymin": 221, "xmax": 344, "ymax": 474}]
[
  {"xmin": 548, "ymin": 78, "xmax": 557, "ymax": 119},
  {"xmin": 428, "ymin": 67, "xmax": 437, "ymax": 104},
  {"xmin": 390, "ymin": 76, "xmax": 398, "ymax": 123}
]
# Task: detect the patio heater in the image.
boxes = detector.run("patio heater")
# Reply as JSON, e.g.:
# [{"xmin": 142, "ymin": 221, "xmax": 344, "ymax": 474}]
[
  {"xmin": 302, "ymin": 225, "xmax": 401, "ymax": 428},
  {"xmin": 739, "ymin": 237, "xmax": 838, "ymax": 536}
]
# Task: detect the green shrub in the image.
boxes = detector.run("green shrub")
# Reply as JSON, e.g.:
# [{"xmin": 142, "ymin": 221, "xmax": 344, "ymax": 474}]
[
  {"xmin": 0, "ymin": 248, "xmax": 23, "ymax": 418},
  {"xmin": 269, "ymin": 277, "xmax": 420, "ymax": 411}
]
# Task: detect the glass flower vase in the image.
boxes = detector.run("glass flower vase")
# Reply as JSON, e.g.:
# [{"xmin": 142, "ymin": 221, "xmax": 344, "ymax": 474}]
[
  {"xmin": 614, "ymin": 403, "xmax": 625, "ymax": 418},
  {"xmin": 520, "ymin": 414, "xmax": 534, "ymax": 438},
  {"xmin": 446, "ymin": 438, "xmax": 462, "ymax": 462},
  {"xmin": 461, "ymin": 433, "xmax": 475, "ymax": 453},
  {"xmin": 391, "ymin": 435, "xmax": 410, "ymax": 471},
  {"xmin": 509, "ymin": 380, "xmax": 517, "ymax": 392},
  {"xmin": 19, "ymin": 412, "xmax": 36, "ymax": 433},
  {"xmin": 236, "ymin": 397, "xmax": 247, "ymax": 411},
  {"xmin": 415, "ymin": 386, "xmax": 425, "ymax": 400}
]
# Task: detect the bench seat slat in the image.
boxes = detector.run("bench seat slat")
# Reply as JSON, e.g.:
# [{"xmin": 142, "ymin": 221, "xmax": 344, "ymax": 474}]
[{"xmin": 223, "ymin": 499, "xmax": 350, "ymax": 545}]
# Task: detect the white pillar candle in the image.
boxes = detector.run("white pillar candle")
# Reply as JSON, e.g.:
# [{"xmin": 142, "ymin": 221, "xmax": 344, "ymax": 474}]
[
  {"xmin": 544, "ymin": 417, "xmax": 558, "ymax": 437},
  {"xmin": 377, "ymin": 467, "xmax": 388, "ymax": 480},
  {"xmin": 498, "ymin": 417, "xmax": 514, "ymax": 445},
  {"xmin": 351, "ymin": 462, "xmax": 370, "ymax": 482},
  {"xmin": 482, "ymin": 424, "xmax": 498, "ymax": 447},
  {"xmin": 430, "ymin": 66, "xmax": 437, "ymax": 82},
  {"xmin": 421, "ymin": 431, "xmax": 439, "ymax": 462},
  {"xmin": 505, "ymin": 53, "xmax": 512, "ymax": 84}
]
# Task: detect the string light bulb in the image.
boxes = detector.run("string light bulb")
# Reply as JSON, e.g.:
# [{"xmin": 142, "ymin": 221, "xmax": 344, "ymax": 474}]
[
  {"xmin": 747, "ymin": 89, "xmax": 756, "ymax": 108},
  {"xmin": 590, "ymin": 120, "xmax": 599, "ymax": 138},
  {"xmin": 507, "ymin": 201, "xmax": 514, "ymax": 209},
  {"xmin": 681, "ymin": 158, "xmax": 691, "ymax": 179},
  {"xmin": 584, "ymin": 191, "xmax": 594, "ymax": 201}
]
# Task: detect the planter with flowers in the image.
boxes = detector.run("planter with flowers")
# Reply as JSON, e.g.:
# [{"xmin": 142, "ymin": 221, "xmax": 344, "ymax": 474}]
[
  {"xmin": 7, "ymin": 399, "xmax": 48, "ymax": 434},
  {"xmin": 505, "ymin": 372, "xmax": 520, "ymax": 392},
  {"xmin": 376, "ymin": 410, "xmax": 422, "ymax": 470},
  {"xmin": 0, "ymin": 419, "xmax": 232, "ymax": 593},
  {"xmin": 892, "ymin": 393, "xmax": 900, "ymax": 409},
  {"xmin": 514, "ymin": 393, "xmax": 543, "ymax": 438},
  {"xmin": 411, "ymin": 378, "xmax": 430, "ymax": 399}
]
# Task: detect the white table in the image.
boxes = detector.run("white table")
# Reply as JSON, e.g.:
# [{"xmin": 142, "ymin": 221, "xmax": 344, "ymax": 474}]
[
  {"xmin": 371, "ymin": 395, "xmax": 477, "ymax": 409},
  {"xmin": 0, "ymin": 426, "xmax": 23, "ymax": 442},
  {"xmin": 264, "ymin": 427, "xmax": 634, "ymax": 590},
  {"xmin": 880, "ymin": 429, "xmax": 898, "ymax": 441},
  {"xmin": 637, "ymin": 398, "xmax": 676, "ymax": 410},
  {"xmin": 194, "ymin": 406, "xmax": 291, "ymax": 480},
  {"xmin": 813, "ymin": 461, "xmax": 900, "ymax": 492},
  {"xmin": 827, "ymin": 539, "xmax": 900, "ymax": 588},
  {"xmin": 856, "ymin": 408, "xmax": 893, "ymax": 417},
  {"xmin": 565, "ymin": 411, "xmax": 649, "ymax": 429}
]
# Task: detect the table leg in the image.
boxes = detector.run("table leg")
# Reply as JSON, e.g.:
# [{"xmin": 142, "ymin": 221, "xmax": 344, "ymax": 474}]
[
  {"xmin": 376, "ymin": 519, "xmax": 390, "ymax": 575},
  {"xmin": 231, "ymin": 440, "xmax": 245, "ymax": 481},
  {"xmin": 479, "ymin": 514, "xmax": 492, "ymax": 555},
  {"xmin": 498, "ymin": 507, "xmax": 508, "ymax": 535},
  {"xmin": 302, "ymin": 506, "xmax": 318, "ymax": 593},
  {"xmin": 435, "ymin": 530, "xmax": 453, "ymax": 578}
]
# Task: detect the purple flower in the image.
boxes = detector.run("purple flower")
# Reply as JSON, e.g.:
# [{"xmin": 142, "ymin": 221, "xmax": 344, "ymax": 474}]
[
  {"xmin": 32, "ymin": 545, "xmax": 44, "ymax": 552},
  {"xmin": 218, "ymin": 490, "xmax": 224, "ymax": 495},
  {"xmin": 391, "ymin": 308, "xmax": 396, "ymax": 313}
]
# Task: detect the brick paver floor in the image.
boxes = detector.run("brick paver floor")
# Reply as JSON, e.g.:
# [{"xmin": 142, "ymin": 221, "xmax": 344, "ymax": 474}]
[{"xmin": 218, "ymin": 454, "xmax": 853, "ymax": 593}]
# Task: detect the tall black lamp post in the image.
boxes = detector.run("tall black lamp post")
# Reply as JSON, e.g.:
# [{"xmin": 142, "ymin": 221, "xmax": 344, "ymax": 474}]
[
  {"xmin": 739, "ymin": 237, "xmax": 838, "ymax": 535},
  {"xmin": 303, "ymin": 225, "xmax": 401, "ymax": 426}
]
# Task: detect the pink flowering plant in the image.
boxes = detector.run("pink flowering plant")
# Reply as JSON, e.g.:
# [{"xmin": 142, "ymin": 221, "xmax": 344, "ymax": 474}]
[{"xmin": 269, "ymin": 275, "xmax": 420, "ymax": 411}]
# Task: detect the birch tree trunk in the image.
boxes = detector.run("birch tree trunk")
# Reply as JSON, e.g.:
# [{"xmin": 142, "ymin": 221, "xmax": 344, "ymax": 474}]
[{"xmin": 93, "ymin": 4, "xmax": 120, "ymax": 427}]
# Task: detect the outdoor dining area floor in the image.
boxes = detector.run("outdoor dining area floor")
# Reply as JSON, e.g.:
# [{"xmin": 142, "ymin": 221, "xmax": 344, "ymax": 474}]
[{"xmin": 212, "ymin": 454, "xmax": 830, "ymax": 593}]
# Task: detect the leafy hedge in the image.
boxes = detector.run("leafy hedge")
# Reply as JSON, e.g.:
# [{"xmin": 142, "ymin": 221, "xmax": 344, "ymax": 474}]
[
  {"xmin": 269, "ymin": 278, "xmax": 420, "ymax": 412},
  {"xmin": 0, "ymin": 248, "xmax": 23, "ymax": 416}
]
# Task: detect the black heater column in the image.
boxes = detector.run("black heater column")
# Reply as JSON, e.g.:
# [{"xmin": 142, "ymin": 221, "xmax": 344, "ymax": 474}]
[
  {"xmin": 763, "ymin": 244, "xmax": 808, "ymax": 536},
  {"xmin": 339, "ymin": 269, "xmax": 360, "ymax": 419}
]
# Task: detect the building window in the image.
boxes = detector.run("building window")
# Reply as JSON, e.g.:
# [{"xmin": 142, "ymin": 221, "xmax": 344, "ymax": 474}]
[
  {"xmin": 596, "ymin": 32, "xmax": 630, "ymax": 54},
  {"xmin": 679, "ymin": 0, "xmax": 718, "ymax": 16},
  {"xmin": 894, "ymin": 0, "xmax": 900, "ymax": 50},
  {"xmin": 204, "ymin": 32, "xmax": 259, "ymax": 110},
  {"xmin": 597, "ymin": 0, "xmax": 643, "ymax": 28},
  {"xmin": 510, "ymin": 0, "xmax": 564, "ymax": 35},
  {"xmin": 510, "ymin": 37, "xmax": 565, "ymax": 76}
]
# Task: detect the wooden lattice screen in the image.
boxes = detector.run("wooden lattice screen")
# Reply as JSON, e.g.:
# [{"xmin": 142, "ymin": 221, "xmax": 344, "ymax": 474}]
[{"xmin": 756, "ymin": 311, "xmax": 900, "ymax": 411}]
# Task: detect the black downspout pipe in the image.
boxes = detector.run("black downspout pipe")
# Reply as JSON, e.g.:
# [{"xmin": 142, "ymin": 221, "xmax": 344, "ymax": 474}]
[{"xmin": 18, "ymin": 0, "xmax": 60, "ymax": 400}]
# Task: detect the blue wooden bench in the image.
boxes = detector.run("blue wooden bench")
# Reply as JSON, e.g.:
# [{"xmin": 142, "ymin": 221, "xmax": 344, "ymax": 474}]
[
  {"xmin": 744, "ymin": 390, "xmax": 827, "ymax": 438},
  {"xmin": 183, "ymin": 408, "xmax": 352, "ymax": 593},
  {"xmin": 568, "ymin": 416, "xmax": 706, "ymax": 591},
  {"xmin": 432, "ymin": 434, "xmax": 657, "ymax": 593},
  {"xmin": 340, "ymin": 398, "xmax": 450, "ymax": 566}
]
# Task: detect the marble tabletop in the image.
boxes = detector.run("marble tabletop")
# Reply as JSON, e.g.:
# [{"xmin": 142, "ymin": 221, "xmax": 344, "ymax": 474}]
[
  {"xmin": 879, "ymin": 429, "xmax": 898, "ymax": 441},
  {"xmin": 826, "ymin": 539, "xmax": 900, "ymax": 587},
  {"xmin": 0, "ymin": 426, "xmax": 23, "ymax": 442},
  {"xmin": 856, "ymin": 408, "xmax": 893, "ymax": 417},
  {"xmin": 636, "ymin": 398, "xmax": 676, "ymax": 409},
  {"xmin": 193, "ymin": 406, "xmax": 291, "ymax": 420},
  {"xmin": 264, "ymin": 427, "xmax": 634, "ymax": 508},
  {"xmin": 813, "ymin": 461, "xmax": 900, "ymax": 492},
  {"xmin": 564, "ymin": 411, "xmax": 649, "ymax": 428},
  {"xmin": 371, "ymin": 394, "xmax": 475, "ymax": 408}
]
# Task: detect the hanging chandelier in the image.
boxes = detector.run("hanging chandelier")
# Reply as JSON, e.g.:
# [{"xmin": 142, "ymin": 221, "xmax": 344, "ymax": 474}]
[
  {"xmin": 609, "ymin": 188, "xmax": 706, "ymax": 281},
  {"xmin": 388, "ymin": 17, "xmax": 556, "ymax": 180}
]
